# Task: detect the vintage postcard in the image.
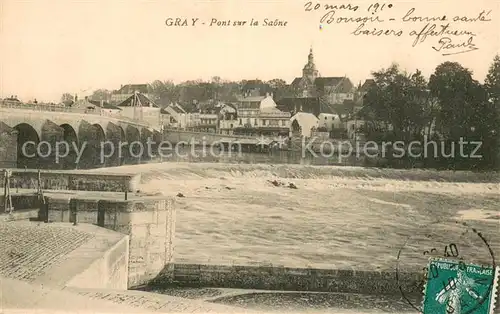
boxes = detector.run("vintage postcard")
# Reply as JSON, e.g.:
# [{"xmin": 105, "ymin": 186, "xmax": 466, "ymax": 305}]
[{"xmin": 0, "ymin": 0, "xmax": 499, "ymax": 313}]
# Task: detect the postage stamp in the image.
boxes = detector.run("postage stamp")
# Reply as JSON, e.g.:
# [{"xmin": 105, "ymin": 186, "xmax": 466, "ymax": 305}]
[{"xmin": 422, "ymin": 257, "xmax": 499, "ymax": 314}]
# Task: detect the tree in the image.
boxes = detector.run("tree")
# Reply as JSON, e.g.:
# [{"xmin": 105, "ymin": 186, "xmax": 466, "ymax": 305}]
[
  {"xmin": 481, "ymin": 55, "xmax": 500, "ymax": 169},
  {"xmin": 149, "ymin": 80, "xmax": 180, "ymax": 107},
  {"xmin": 485, "ymin": 54, "xmax": 500, "ymax": 104},
  {"xmin": 361, "ymin": 64, "xmax": 429, "ymax": 142},
  {"xmin": 60, "ymin": 93, "xmax": 74, "ymax": 103},
  {"xmin": 429, "ymin": 61, "xmax": 498, "ymax": 170},
  {"xmin": 429, "ymin": 62, "xmax": 476, "ymax": 140},
  {"xmin": 90, "ymin": 89, "xmax": 112, "ymax": 101},
  {"xmin": 267, "ymin": 78, "xmax": 288, "ymax": 100}
]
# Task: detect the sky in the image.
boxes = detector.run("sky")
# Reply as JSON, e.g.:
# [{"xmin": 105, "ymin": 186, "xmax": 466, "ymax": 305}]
[{"xmin": 1, "ymin": 0, "xmax": 499, "ymax": 102}]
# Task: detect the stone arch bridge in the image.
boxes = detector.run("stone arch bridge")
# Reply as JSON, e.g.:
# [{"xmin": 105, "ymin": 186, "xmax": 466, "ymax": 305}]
[{"xmin": 0, "ymin": 108, "xmax": 162, "ymax": 169}]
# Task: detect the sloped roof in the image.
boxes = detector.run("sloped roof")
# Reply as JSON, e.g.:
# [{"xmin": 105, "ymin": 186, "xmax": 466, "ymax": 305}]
[
  {"xmin": 359, "ymin": 79, "xmax": 375, "ymax": 92},
  {"xmin": 117, "ymin": 93, "xmax": 159, "ymax": 108},
  {"xmin": 174, "ymin": 103, "xmax": 187, "ymax": 113},
  {"xmin": 290, "ymin": 112, "xmax": 320, "ymax": 130},
  {"xmin": 241, "ymin": 80, "xmax": 273, "ymax": 96},
  {"xmin": 115, "ymin": 84, "xmax": 149, "ymax": 95},
  {"xmin": 277, "ymin": 97, "xmax": 319, "ymax": 109},
  {"xmin": 290, "ymin": 77, "xmax": 302, "ymax": 87},
  {"xmin": 164, "ymin": 104, "xmax": 184, "ymax": 114},
  {"xmin": 236, "ymin": 95, "xmax": 266, "ymax": 102},
  {"xmin": 290, "ymin": 76, "xmax": 352, "ymax": 93},
  {"xmin": 314, "ymin": 77, "xmax": 345, "ymax": 88}
]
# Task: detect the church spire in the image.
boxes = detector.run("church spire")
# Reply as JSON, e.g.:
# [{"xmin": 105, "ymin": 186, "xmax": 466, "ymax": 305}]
[{"xmin": 303, "ymin": 46, "xmax": 318, "ymax": 81}]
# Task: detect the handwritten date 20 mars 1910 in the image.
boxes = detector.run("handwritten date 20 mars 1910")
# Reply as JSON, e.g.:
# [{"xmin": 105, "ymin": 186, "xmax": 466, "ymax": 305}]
[{"xmin": 304, "ymin": 2, "xmax": 491, "ymax": 56}]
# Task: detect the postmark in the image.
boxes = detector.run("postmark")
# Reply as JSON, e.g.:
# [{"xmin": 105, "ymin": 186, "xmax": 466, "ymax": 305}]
[
  {"xmin": 395, "ymin": 221, "xmax": 498, "ymax": 313},
  {"xmin": 421, "ymin": 258, "xmax": 499, "ymax": 314}
]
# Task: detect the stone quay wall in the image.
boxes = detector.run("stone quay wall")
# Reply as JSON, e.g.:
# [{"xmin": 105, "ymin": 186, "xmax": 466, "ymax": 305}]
[
  {"xmin": 163, "ymin": 129, "xmax": 255, "ymax": 145},
  {"xmin": 65, "ymin": 235, "xmax": 130, "ymax": 290},
  {"xmin": 44, "ymin": 196, "xmax": 176, "ymax": 288},
  {"xmin": 0, "ymin": 193, "xmax": 39, "ymax": 213},
  {"xmin": 0, "ymin": 169, "xmax": 141, "ymax": 192},
  {"xmin": 152, "ymin": 263, "xmax": 422, "ymax": 296}
]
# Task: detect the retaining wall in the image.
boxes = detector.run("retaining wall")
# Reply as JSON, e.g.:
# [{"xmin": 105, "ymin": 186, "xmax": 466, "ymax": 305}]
[
  {"xmin": 44, "ymin": 196, "xmax": 176, "ymax": 288},
  {"xmin": 163, "ymin": 129, "xmax": 254, "ymax": 145},
  {"xmin": 66, "ymin": 235, "xmax": 130, "ymax": 290},
  {"xmin": 0, "ymin": 169, "xmax": 141, "ymax": 192},
  {"xmin": 152, "ymin": 263, "xmax": 422, "ymax": 296},
  {"xmin": 0, "ymin": 193, "xmax": 39, "ymax": 213}
]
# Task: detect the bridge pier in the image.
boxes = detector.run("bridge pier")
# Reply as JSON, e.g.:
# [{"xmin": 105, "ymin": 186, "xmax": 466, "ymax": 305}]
[
  {"xmin": 0, "ymin": 122, "xmax": 17, "ymax": 168},
  {"xmin": 124, "ymin": 125, "xmax": 141, "ymax": 165}
]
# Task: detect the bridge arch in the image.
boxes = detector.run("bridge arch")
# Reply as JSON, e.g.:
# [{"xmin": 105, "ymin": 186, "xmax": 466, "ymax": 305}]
[
  {"xmin": 104, "ymin": 122, "xmax": 125, "ymax": 167},
  {"xmin": 152, "ymin": 130, "xmax": 162, "ymax": 156},
  {"xmin": 39, "ymin": 120, "xmax": 64, "ymax": 169},
  {"xmin": 78, "ymin": 121, "xmax": 106, "ymax": 169},
  {"xmin": 14, "ymin": 123, "xmax": 40, "ymax": 169},
  {"xmin": 140, "ymin": 128, "xmax": 154, "ymax": 161},
  {"xmin": 59, "ymin": 123, "xmax": 79, "ymax": 170},
  {"xmin": 125, "ymin": 125, "xmax": 141, "ymax": 164}
]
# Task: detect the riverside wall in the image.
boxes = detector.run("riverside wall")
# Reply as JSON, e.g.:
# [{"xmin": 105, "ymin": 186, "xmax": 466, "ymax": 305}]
[
  {"xmin": 44, "ymin": 196, "xmax": 176, "ymax": 288},
  {"xmin": 152, "ymin": 263, "xmax": 422, "ymax": 296},
  {"xmin": 65, "ymin": 234, "xmax": 130, "ymax": 290},
  {"xmin": 0, "ymin": 169, "xmax": 141, "ymax": 192}
]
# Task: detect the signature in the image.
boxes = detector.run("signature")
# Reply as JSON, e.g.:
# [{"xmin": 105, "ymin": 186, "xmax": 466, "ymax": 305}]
[{"xmin": 432, "ymin": 36, "xmax": 479, "ymax": 56}]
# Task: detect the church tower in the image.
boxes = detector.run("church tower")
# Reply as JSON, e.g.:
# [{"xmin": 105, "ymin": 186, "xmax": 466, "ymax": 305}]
[{"xmin": 302, "ymin": 47, "xmax": 319, "ymax": 82}]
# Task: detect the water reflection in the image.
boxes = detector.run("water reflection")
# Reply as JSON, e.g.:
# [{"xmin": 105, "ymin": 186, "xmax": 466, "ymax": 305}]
[{"xmin": 153, "ymin": 147, "xmax": 368, "ymax": 167}]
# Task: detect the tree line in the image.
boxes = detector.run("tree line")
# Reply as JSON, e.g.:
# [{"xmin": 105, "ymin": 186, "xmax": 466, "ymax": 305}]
[
  {"xmin": 84, "ymin": 77, "xmax": 291, "ymax": 106},
  {"xmin": 359, "ymin": 56, "xmax": 500, "ymax": 171}
]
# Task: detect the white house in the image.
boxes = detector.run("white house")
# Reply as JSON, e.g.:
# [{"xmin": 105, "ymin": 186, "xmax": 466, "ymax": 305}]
[
  {"xmin": 234, "ymin": 93, "xmax": 290, "ymax": 136},
  {"xmin": 161, "ymin": 103, "xmax": 187, "ymax": 128},
  {"xmin": 217, "ymin": 103, "xmax": 238, "ymax": 135},
  {"xmin": 290, "ymin": 112, "xmax": 319, "ymax": 138}
]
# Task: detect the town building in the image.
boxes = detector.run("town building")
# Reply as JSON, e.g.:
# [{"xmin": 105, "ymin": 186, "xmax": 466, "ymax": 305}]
[
  {"xmin": 161, "ymin": 103, "xmax": 187, "ymax": 129},
  {"xmin": 240, "ymin": 80, "xmax": 273, "ymax": 97},
  {"xmin": 288, "ymin": 48, "xmax": 356, "ymax": 107},
  {"xmin": 233, "ymin": 93, "xmax": 290, "ymax": 137},
  {"xmin": 318, "ymin": 113, "xmax": 342, "ymax": 131},
  {"xmin": 88, "ymin": 99, "xmax": 122, "ymax": 117},
  {"xmin": 276, "ymin": 97, "xmax": 331, "ymax": 117},
  {"xmin": 290, "ymin": 112, "xmax": 319, "ymax": 138},
  {"xmin": 111, "ymin": 84, "xmax": 151, "ymax": 104},
  {"xmin": 354, "ymin": 79, "xmax": 375, "ymax": 110},
  {"xmin": 217, "ymin": 103, "xmax": 238, "ymax": 135},
  {"xmin": 117, "ymin": 92, "xmax": 161, "ymax": 129}
]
